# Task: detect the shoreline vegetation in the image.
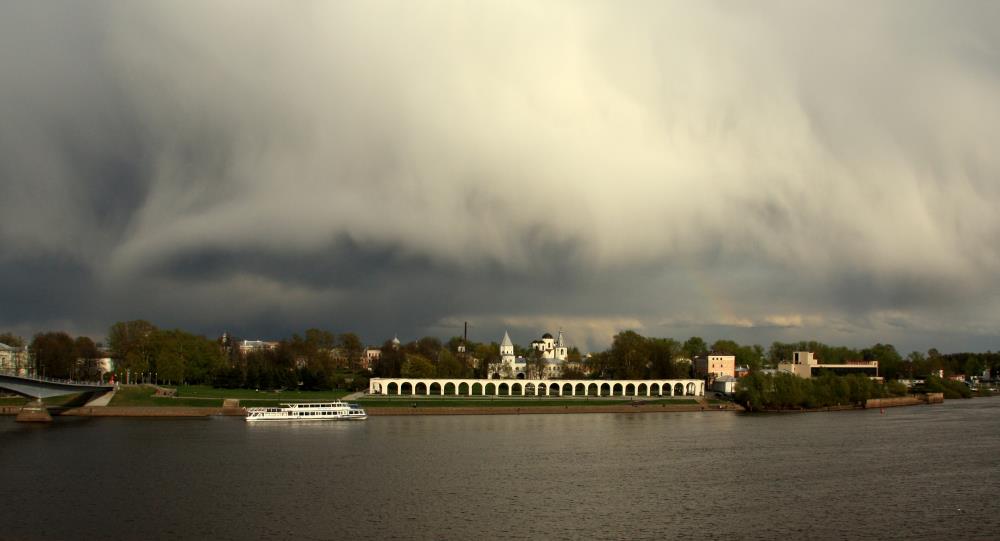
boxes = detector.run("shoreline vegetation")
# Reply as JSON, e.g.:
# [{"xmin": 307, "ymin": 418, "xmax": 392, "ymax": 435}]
[
  {"xmin": 0, "ymin": 384, "xmax": 748, "ymax": 417},
  {"xmin": 5, "ymin": 383, "xmax": 988, "ymax": 418},
  {"xmin": 4, "ymin": 322, "xmax": 996, "ymax": 420},
  {"xmin": 734, "ymin": 371, "xmax": 983, "ymax": 412},
  {"xmin": 7, "ymin": 322, "xmax": 998, "ymax": 405}
]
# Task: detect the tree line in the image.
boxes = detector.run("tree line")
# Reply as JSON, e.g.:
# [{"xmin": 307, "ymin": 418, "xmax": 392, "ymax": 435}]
[
  {"xmin": 735, "ymin": 371, "xmax": 976, "ymax": 411},
  {"xmin": 3, "ymin": 324, "xmax": 997, "ymax": 389},
  {"xmin": 1, "ymin": 331, "xmax": 102, "ymax": 380}
]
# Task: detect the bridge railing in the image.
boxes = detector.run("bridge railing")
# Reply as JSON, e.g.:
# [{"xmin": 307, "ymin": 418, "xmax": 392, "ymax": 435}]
[{"xmin": 0, "ymin": 369, "xmax": 110, "ymax": 388}]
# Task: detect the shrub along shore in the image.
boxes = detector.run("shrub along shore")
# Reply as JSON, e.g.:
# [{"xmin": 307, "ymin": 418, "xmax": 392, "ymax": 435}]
[
  {"xmin": 4, "ymin": 374, "xmax": 984, "ymax": 417},
  {"xmin": 734, "ymin": 372, "xmax": 977, "ymax": 411},
  {"xmin": 0, "ymin": 385, "xmax": 741, "ymax": 416}
]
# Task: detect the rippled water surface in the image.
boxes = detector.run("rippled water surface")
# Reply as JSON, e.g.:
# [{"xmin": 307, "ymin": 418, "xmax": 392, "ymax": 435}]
[{"xmin": 2, "ymin": 398, "xmax": 999, "ymax": 540}]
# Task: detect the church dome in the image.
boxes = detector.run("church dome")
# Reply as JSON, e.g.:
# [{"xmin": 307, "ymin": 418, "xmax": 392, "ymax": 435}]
[{"xmin": 542, "ymin": 333, "xmax": 553, "ymax": 339}]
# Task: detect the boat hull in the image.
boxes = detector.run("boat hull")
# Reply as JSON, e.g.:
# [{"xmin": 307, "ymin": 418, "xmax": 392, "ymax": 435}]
[
  {"xmin": 244, "ymin": 401, "xmax": 367, "ymax": 422},
  {"xmin": 245, "ymin": 414, "xmax": 367, "ymax": 422}
]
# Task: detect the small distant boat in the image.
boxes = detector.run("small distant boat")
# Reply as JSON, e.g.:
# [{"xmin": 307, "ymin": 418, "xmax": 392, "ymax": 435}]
[{"xmin": 245, "ymin": 401, "xmax": 367, "ymax": 422}]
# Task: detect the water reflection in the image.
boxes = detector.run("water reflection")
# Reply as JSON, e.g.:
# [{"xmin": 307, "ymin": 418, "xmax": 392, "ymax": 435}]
[{"xmin": 0, "ymin": 399, "xmax": 997, "ymax": 540}]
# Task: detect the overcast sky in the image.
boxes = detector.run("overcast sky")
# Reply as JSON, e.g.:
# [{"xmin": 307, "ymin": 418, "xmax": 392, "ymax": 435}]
[{"xmin": 1, "ymin": 1, "xmax": 999, "ymax": 354}]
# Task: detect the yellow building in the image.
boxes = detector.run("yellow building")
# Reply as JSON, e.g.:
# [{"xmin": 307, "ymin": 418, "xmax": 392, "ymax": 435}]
[{"xmin": 694, "ymin": 354, "xmax": 735, "ymax": 379}]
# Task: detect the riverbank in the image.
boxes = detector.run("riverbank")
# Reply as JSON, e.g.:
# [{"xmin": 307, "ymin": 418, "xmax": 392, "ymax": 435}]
[
  {"xmin": 744, "ymin": 392, "xmax": 946, "ymax": 413},
  {"xmin": 1, "ymin": 397, "xmax": 742, "ymax": 417},
  {"xmin": 366, "ymin": 401, "xmax": 742, "ymax": 415},
  {"xmin": 0, "ymin": 405, "xmax": 246, "ymax": 417},
  {"xmin": 1, "ymin": 392, "xmax": 956, "ymax": 418}
]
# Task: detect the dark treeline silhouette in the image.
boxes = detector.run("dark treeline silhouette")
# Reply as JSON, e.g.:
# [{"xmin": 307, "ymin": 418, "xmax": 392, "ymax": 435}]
[{"xmin": 2, "ymin": 324, "xmax": 997, "ymax": 390}]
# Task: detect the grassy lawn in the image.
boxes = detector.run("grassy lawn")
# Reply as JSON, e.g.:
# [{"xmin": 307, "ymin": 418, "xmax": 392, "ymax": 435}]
[
  {"xmin": 357, "ymin": 397, "xmax": 699, "ymax": 408},
  {"xmin": 171, "ymin": 385, "xmax": 349, "ymax": 400},
  {"xmin": 108, "ymin": 386, "xmax": 223, "ymax": 407}
]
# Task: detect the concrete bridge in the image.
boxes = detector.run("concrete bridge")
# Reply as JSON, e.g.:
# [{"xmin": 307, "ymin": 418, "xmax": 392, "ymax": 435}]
[
  {"xmin": 369, "ymin": 378, "xmax": 705, "ymax": 397},
  {"xmin": 0, "ymin": 371, "xmax": 113, "ymax": 399},
  {"xmin": 0, "ymin": 371, "xmax": 114, "ymax": 422}
]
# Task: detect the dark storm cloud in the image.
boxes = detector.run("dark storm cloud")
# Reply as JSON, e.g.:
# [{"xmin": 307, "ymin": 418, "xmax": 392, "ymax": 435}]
[{"xmin": 1, "ymin": 1, "xmax": 999, "ymax": 353}]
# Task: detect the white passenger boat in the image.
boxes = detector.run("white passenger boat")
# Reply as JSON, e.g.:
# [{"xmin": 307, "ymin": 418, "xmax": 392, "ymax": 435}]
[{"xmin": 245, "ymin": 401, "xmax": 367, "ymax": 422}]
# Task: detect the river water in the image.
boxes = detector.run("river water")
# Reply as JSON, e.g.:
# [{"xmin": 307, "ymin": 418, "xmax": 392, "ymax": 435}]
[{"xmin": 1, "ymin": 398, "xmax": 998, "ymax": 540}]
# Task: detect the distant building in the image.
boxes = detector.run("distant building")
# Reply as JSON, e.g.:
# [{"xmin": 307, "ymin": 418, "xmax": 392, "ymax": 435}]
[
  {"xmin": 78, "ymin": 351, "xmax": 114, "ymax": 377},
  {"xmin": 531, "ymin": 331, "xmax": 568, "ymax": 361},
  {"xmin": 712, "ymin": 375, "xmax": 738, "ymax": 394},
  {"xmin": 694, "ymin": 354, "xmax": 735, "ymax": 380},
  {"xmin": 238, "ymin": 340, "xmax": 279, "ymax": 355},
  {"xmin": 494, "ymin": 330, "xmax": 568, "ymax": 379},
  {"xmin": 777, "ymin": 351, "xmax": 878, "ymax": 379},
  {"xmin": 495, "ymin": 331, "xmax": 525, "ymax": 378},
  {"xmin": 0, "ymin": 342, "xmax": 29, "ymax": 375}
]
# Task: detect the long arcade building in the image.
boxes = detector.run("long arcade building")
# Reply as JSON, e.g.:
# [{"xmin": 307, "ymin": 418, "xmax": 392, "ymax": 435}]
[{"xmin": 369, "ymin": 378, "xmax": 705, "ymax": 397}]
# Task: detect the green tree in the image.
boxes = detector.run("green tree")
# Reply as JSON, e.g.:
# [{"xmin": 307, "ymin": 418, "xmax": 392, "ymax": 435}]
[
  {"xmin": 710, "ymin": 339, "xmax": 741, "ymax": 356},
  {"xmin": 735, "ymin": 372, "xmax": 766, "ymax": 411},
  {"xmin": 436, "ymin": 349, "xmax": 469, "ymax": 378},
  {"xmin": 862, "ymin": 343, "xmax": 903, "ymax": 379},
  {"xmin": 609, "ymin": 330, "xmax": 648, "ymax": 379},
  {"xmin": 681, "ymin": 336, "xmax": 708, "ymax": 359},
  {"xmin": 845, "ymin": 373, "xmax": 874, "ymax": 405},
  {"xmin": 156, "ymin": 344, "xmax": 185, "ymax": 385},
  {"xmin": 648, "ymin": 338, "xmax": 680, "ymax": 378},
  {"xmin": 414, "ymin": 336, "xmax": 442, "ymax": 360},
  {"xmin": 526, "ymin": 349, "xmax": 547, "ymax": 379},
  {"xmin": 184, "ymin": 334, "xmax": 226, "ymax": 384},
  {"xmin": 771, "ymin": 373, "xmax": 806, "ymax": 409},
  {"xmin": 767, "ymin": 342, "xmax": 795, "ymax": 366},
  {"xmin": 338, "ymin": 332, "xmax": 364, "ymax": 371},
  {"xmin": 963, "ymin": 356, "xmax": 985, "ymax": 379},
  {"xmin": 108, "ymin": 320, "xmax": 157, "ymax": 375},
  {"xmin": 0, "ymin": 332, "xmax": 24, "ymax": 348},
  {"xmin": 305, "ymin": 328, "xmax": 336, "ymax": 351},
  {"xmin": 473, "ymin": 342, "xmax": 499, "ymax": 378},
  {"xmin": 74, "ymin": 336, "xmax": 102, "ymax": 380},
  {"xmin": 926, "ymin": 348, "xmax": 944, "ymax": 376},
  {"xmin": 30, "ymin": 332, "xmax": 77, "ymax": 379},
  {"xmin": 401, "ymin": 354, "xmax": 436, "ymax": 378},
  {"xmin": 904, "ymin": 351, "xmax": 925, "ymax": 378},
  {"xmin": 375, "ymin": 340, "xmax": 406, "ymax": 378}
]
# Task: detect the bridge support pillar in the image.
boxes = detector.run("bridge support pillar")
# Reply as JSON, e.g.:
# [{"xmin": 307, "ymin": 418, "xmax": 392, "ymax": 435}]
[{"xmin": 16, "ymin": 399, "xmax": 52, "ymax": 423}]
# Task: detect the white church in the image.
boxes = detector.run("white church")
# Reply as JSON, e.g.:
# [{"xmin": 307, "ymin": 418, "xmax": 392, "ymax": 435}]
[{"xmin": 493, "ymin": 330, "xmax": 568, "ymax": 380}]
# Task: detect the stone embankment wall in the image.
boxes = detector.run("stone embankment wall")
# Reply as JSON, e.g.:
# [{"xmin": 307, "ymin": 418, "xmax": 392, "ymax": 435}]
[
  {"xmin": 0, "ymin": 406, "xmax": 246, "ymax": 417},
  {"xmin": 59, "ymin": 407, "xmax": 246, "ymax": 417},
  {"xmin": 865, "ymin": 393, "xmax": 945, "ymax": 408},
  {"xmin": 368, "ymin": 402, "xmax": 742, "ymax": 416},
  {"xmin": 865, "ymin": 396, "xmax": 924, "ymax": 408},
  {"xmin": 3, "ymin": 403, "xmax": 742, "ymax": 417},
  {"xmin": 58, "ymin": 407, "xmax": 248, "ymax": 417}
]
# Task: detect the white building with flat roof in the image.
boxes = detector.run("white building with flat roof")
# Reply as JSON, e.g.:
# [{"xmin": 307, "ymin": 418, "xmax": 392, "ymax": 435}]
[
  {"xmin": 778, "ymin": 351, "xmax": 879, "ymax": 379},
  {"xmin": 239, "ymin": 340, "xmax": 279, "ymax": 355}
]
